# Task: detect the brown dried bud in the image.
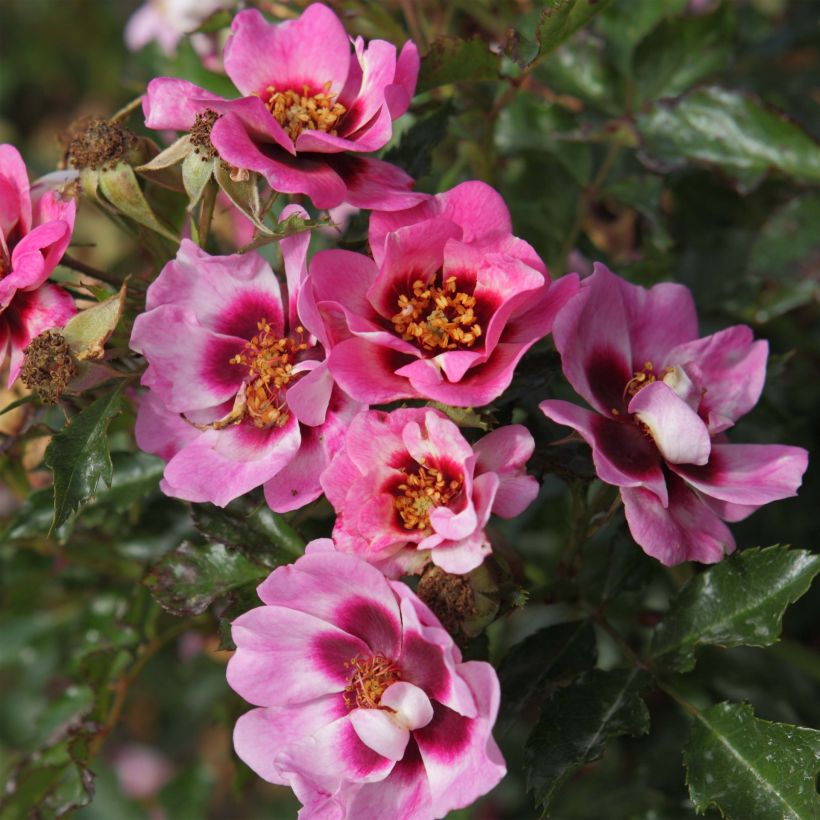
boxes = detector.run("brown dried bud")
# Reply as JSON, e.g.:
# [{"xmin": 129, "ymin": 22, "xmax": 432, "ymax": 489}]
[
  {"xmin": 20, "ymin": 329, "xmax": 78, "ymax": 404},
  {"xmin": 63, "ymin": 116, "xmax": 139, "ymax": 171},
  {"xmin": 190, "ymin": 109, "xmax": 221, "ymax": 160},
  {"xmin": 417, "ymin": 566, "xmax": 478, "ymax": 641}
]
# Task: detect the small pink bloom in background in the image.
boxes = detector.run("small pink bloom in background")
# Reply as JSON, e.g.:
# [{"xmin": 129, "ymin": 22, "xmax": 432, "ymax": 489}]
[
  {"xmin": 111, "ymin": 743, "xmax": 173, "ymax": 800},
  {"xmin": 129, "ymin": 206, "xmax": 359, "ymax": 511},
  {"xmin": 540, "ymin": 263, "xmax": 808, "ymax": 565},
  {"xmin": 321, "ymin": 407, "xmax": 538, "ymax": 576},
  {"xmin": 0, "ymin": 145, "xmax": 76, "ymax": 386},
  {"xmin": 125, "ymin": 0, "xmax": 234, "ymax": 67},
  {"xmin": 228, "ymin": 542, "xmax": 505, "ymax": 819},
  {"xmin": 143, "ymin": 3, "xmax": 422, "ymax": 210},
  {"xmin": 309, "ymin": 180, "xmax": 580, "ymax": 407}
]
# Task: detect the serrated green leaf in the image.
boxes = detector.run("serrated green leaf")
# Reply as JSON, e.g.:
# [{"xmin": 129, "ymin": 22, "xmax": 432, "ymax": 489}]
[
  {"xmin": 525, "ymin": 667, "xmax": 650, "ymax": 809},
  {"xmin": 191, "ymin": 498, "xmax": 305, "ymax": 568},
  {"xmin": 636, "ymin": 86, "xmax": 820, "ymax": 191},
  {"xmin": 528, "ymin": 0, "xmax": 615, "ymax": 65},
  {"xmin": 143, "ymin": 541, "xmax": 269, "ymax": 616},
  {"xmin": 237, "ymin": 211, "xmax": 328, "ymax": 253},
  {"xmin": 498, "ymin": 620, "xmax": 597, "ymax": 733},
  {"xmin": 417, "ymin": 36, "xmax": 501, "ymax": 94},
  {"xmin": 44, "ymin": 383, "xmax": 125, "ymax": 530},
  {"xmin": 683, "ymin": 702, "xmax": 820, "ymax": 820},
  {"xmin": 383, "ymin": 102, "xmax": 452, "ymax": 181},
  {"xmin": 651, "ymin": 546, "xmax": 820, "ymax": 672}
]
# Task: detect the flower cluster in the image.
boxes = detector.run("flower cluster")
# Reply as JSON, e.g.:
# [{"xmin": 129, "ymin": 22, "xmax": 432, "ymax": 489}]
[{"xmin": 3, "ymin": 4, "xmax": 809, "ymax": 819}]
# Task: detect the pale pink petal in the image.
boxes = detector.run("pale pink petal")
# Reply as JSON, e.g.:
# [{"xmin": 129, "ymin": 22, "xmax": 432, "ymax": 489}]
[
  {"xmin": 666, "ymin": 325, "xmax": 768, "ymax": 430},
  {"xmin": 233, "ymin": 697, "xmax": 347, "ymax": 785},
  {"xmin": 256, "ymin": 552, "xmax": 403, "ymax": 656},
  {"xmin": 628, "ymin": 381, "xmax": 711, "ymax": 466},
  {"xmin": 502, "ymin": 272, "xmax": 580, "ymax": 345},
  {"xmin": 381, "ymin": 682, "xmax": 434, "ymax": 731},
  {"xmin": 280, "ymin": 203, "xmax": 311, "ymax": 329},
  {"xmin": 228, "ymin": 605, "xmax": 367, "ymax": 706},
  {"xmin": 414, "ymin": 661, "xmax": 505, "ymax": 818},
  {"xmin": 671, "ymin": 443, "xmax": 808, "ymax": 507},
  {"xmin": 349, "ymin": 709, "xmax": 410, "ymax": 761},
  {"xmin": 474, "ymin": 424, "xmax": 538, "ymax": 518},
  {"xmin": 540, "ymin": 399, "xmax": 668, "ymax": 505},
  {"xmin": 309, "ymin": 249, "xmax": 381, "ymax": 331},
  {"xmin": 224, "ymin": 6, "xmax": 350, "ymax": 98},
  {"xmin": 134, "ymin": 389, "xmax": 199, "ymax": 462},
  {"xmin": 622, "ymin": 475, "xmax": 735, "ymax": 565}
]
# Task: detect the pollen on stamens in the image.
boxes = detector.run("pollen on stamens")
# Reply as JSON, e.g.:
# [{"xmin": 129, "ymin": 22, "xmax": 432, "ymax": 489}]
[
  {"xmin": 394, "ymin": 463, "xmax": 464, "ymax": 533},
  {"xmin": 229, "ymin": 319, "xmax": 309, "ymax": 428},
  {"xmin": 392, "ymin": 275, "xmax": 483, "ymax": 353},
  {"xmin": 343, "ymin": 653, "xmax": 401, "ymax": 710},
  {"xmin": 263, "ymin": 81, "xmax": 347, "ymax": 142}
]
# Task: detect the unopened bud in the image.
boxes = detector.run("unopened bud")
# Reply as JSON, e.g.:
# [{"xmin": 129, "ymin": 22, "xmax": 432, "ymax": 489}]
[{"xmin": 20, "ymin": 330, "xmax": 78, "ymax": 404}]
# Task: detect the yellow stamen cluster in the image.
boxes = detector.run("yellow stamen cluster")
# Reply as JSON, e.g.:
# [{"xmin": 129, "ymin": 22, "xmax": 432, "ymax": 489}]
[
  {"xmin": 343, "ymin": 653, "xmax": 402, "ymax": 710},
  {"xmin": 392, "ymin": 276, "xmax": 483, "ymax": 352},
  {"xmin": 394, "ymin": 462, "xmax": 464, "ymax": 533},
  {"xmin": 624, "ymin": 361, "xmax": 672, "ymax": 399},
  {"xmin": 264, "ymin": 82, "xmax": 346, "ymax": 142},
  {"xmin": 229, "ymin": 319, "xmax": 309, "ymax": 428}
]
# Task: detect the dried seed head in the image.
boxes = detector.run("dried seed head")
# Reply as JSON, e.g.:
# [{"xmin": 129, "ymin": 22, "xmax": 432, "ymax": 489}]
[
  {"xmin": 416, "ymin": 565, "xmax": 477, "ymax": 641},
  {"xmin": 63, "ymin": 116, "xmax": 139, "ymax": 170},
  {"xmin": 20, "ymin": 329, "xmax": 78, "ymax": 404}
]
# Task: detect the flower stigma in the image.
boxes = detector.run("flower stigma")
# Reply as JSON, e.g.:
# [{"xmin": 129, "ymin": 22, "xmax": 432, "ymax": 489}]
[
  {"xmin": 229, "ymin": 319, "xmax": 309, "ymax": 428},
  {"xmin": 392, "ymin": 275, "xmax": 483, "ymax": 352},
  {"xmin": 394, "ymin": 461, "xmax": 464, "ymax": 533},
  {"xmin": 263, "ymin": 82, "xmax": 346, "ymax": 142},
  {"xmin": 343, "ymin": 653, "xmax": 402, "ymax": 710}
]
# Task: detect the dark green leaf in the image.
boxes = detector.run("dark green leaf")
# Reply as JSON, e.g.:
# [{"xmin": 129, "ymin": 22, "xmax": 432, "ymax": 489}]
[
  {"xmin": 191, "ymin": 499, "xmax": 305, "ymax": 568},
  {"xmin": 632, "ymin": 5, "xmax": 732, "ymax": 104},
  {"xmin": 416, "ymin": 36, "xmax": 501, "ymax": 93},
  {"xmin": 636, "ymin": 86, "xmax": 820, "ymax": 191},
  {"xmin": 143, "ymin": 541, "xmax": 269, "ymax": 616},
  {"xmin": 525, "ymin": 668, "xmax": 650, "ymax": 809},
  {"xmin": 498, "ymin": 620, "xmax": 597, "ymax": 733},
  {"xmin": 383, "ymin": 102, "xmax": 453, "ymax": 181},
  {"xmin": 683, "ymin": 702, "xmax": 820, "ymax": 820},
  {"xmin": 651, "ymin": 546, "xmax": 820, "ymax": 672},
  {"xmin": 527, "ymin": 0, "xmax": 615, "ymax": 65},
  {"xmin": 44, "ymin": 383, "xmax": 125, "ymax": 530}
]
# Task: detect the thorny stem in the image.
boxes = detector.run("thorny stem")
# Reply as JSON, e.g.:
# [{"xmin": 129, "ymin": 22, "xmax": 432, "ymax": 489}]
[{"xmin": 110, "ymin": 95, "xmax": 145, "ymax": 123}]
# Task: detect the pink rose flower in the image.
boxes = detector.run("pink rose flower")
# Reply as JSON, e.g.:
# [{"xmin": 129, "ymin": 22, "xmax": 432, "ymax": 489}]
[
  {"xmin": 129, "ymin": 207, "xmax": 359, "ymax": 510},
  {"xmin": 228, "ymin": 541, "xmax": 506, "ymax": 819},
  {"xmin": 143, "ymin": 4, "xmax": 422, "ymax": 210},
  {"xmin": 308, "ymin": 181, "xmax": 580, "ymax": 406},
  {"xmin": 540, "ymin": 263, "xmax": 809, "ymax": 565},
  {"xmin": 321, "ymin": 407, "xmax": 539, "ymax": 576},
  {"xmin": 0, "ymin": 145, "xmax": 76, "ymax": 385}
]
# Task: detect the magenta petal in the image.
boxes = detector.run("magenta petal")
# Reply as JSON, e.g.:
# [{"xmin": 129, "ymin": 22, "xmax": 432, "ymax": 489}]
[
  {"xmin": 326, "ymin": 154, "xmax": 424, "ymax": 211},
  {"xmin": 328, "ymin": 337, "xmax": 417, "ymax": 404},
  {"xmin": 285, "ymin": 363, "xmax": 334, "ymax": 427},
  {"xmin": 666, "ymin": 325, "xmax": 769, "ymax": 430},
  {"xmin": 414, "ymin": 661, "xmax": 505, "ymax": 818},
  {"xmin": 280, "ymin": 204, "xmax": 311, "ymax": 329},
  {"xmin": 503, "ymin": 273, "xmax": 580, "ymax": 346},
  {"xmin": 540, "ymin": 400, "xmax": 668, "ymax": 505},
  {"xmin": 309, "ymin": 248, "xmax": 380, "ymax": 327},
  {"xmin": 0, "ymin": 144, "xmax": 32, "ymax": 236},
  {"xmin": 143, "ymin": 77, "xmax": 226, "ymax": 131},
  {"xmin": 134, "ymin": 390, "xmax": 199, "ymax": 463},
  {"xmin": 224, "ymin": 6, "xmax": 350, "ymax": 98},
  {"xmin": 628, "ymin": 381, "xmax": 711, "ymax": 466},
  {"xmin": 204, "ymin": 95, "xmax": 295, "ymax": 156},
  {"xmin": 474, "ymin": 425, "xmax": 538, "ymax": 518},
  {"xmin": 622, "ymin": 476, "xmax": 735, "ymax": 565},
  {"xmin": 387, "ymin": 40, "xmax": 420, "ymax": 118},
  {"xmin": 671, "ymin": 443, "xmax": 808, "ymax": 508},
  {"xmin": 339, "ymin": 38, "xmax": 397, "ymax": 138},
  {"xmin": 551, "ymin": 264, "xmax": 634, "ymax": 416}
]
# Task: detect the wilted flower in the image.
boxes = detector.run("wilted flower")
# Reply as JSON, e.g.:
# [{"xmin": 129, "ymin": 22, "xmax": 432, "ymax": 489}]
[
  {"xmin": 129, "ymin": 207, "xmax": 359, "ymax": 510},
  {"xmin": 321, "ymin": 407, "xmax": 538, "ymax": 576},
  {"xmin": 228, "ymin": 541, "xmax": 506, "ymax": 819},
  {"xmin": 0, "ymin": 145, "xmax": 76, "ymax": 385},
  {"xmin": 142, "ymin": 3, "xmax": 422, "ymax": 210},
  {"xmin": 309, "ymin": 180, "xmax": 579, "ymax": 406},
  {"xmin": 540, "ymin": 263, "xmax": 809, "ymax": 565}
]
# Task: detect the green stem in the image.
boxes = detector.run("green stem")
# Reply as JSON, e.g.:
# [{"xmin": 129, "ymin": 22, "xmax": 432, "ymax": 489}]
[{"xmin": 60, "ymin": 254, "xmax": 123, "ymax": 288}]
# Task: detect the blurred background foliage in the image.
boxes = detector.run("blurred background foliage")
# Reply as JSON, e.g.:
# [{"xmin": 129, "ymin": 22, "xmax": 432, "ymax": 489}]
[{"xmin": 0, "ymin": 0, "xmax": 818, "ymax": 818}]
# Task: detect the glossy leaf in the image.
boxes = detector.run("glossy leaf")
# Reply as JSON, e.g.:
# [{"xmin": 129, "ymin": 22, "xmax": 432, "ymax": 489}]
[
  {"xmin": 44, "ymin": 383, "xmax": 125, "ymax": 530},
  {"xmin": 636, "ymin": 86, "xmax": 820, "ymax": 191},
  {"xmin": 498, "ymin": 620, "xmax": 596, "ymax": 733},
  {"xmin": 683, "ymin": 702, "xmax": 820, "ymax": 820},
  {"xmin": 417, "ymin": 36, "xmax": 501, "ymax": 93},
  {"xmin": 526, "ymin": 0, "xmax": 615, "ymax": 66},
  {"xmin": 651, "ymin": 546, "xmax": 820, "ymax": 672},
  {"xmin": 383, "ymin": 102, "xmax": 452, "ymax": 181},
  {"xmin": 143, "ymin": 541, "xmax": 269, "ymax": 616},
  {"xmin": 525, "ymin": 668, "xmax": 650, "ymax": 809}
]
